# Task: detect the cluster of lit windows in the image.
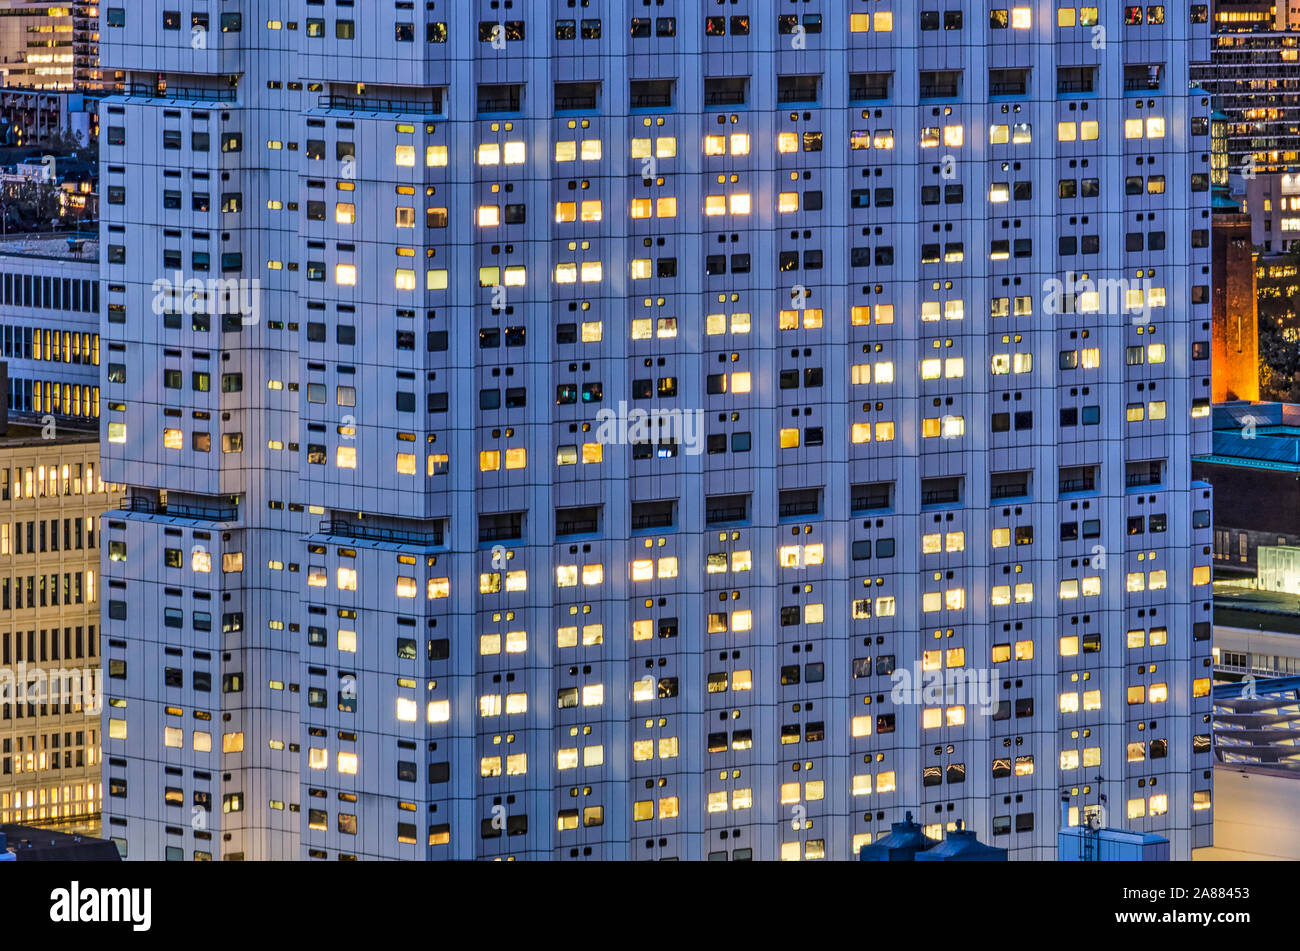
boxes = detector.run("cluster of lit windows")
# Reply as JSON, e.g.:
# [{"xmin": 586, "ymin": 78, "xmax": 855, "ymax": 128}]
[{"xmin": 0, "ymin": 784, "xmax": 98, "ymax": 824}]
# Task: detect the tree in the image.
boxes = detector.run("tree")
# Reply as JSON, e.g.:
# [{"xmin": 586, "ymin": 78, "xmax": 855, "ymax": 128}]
[{"xmin": 0, "ymin": 179, "xmax": 62, "ymax": 234}]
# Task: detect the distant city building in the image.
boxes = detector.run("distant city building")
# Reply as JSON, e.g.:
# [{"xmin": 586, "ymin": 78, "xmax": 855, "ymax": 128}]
[
  {"xmin": 0, "ymin": 90, "xmax": 96, "ymax": 148},
  {"xmin": 1194, "ymin": 403, "xmax": 1300, "ymax": 573},
  {"xmin": 0, "ymin": 234, "xmax": 99, "ymax": 419},
  {"xmin": 0, "ymin": 823, "xmax": 120, "ymax": 860},
  {"xmin": 1196, "ymin": 760, "xmax": 1300, "ymax": 859},
  {"xmin": 1211, "ymin": 207, "xmax": 1260, "ymax": 402},
  {"xmin": 1212, "ymin": 676, "xmax": 1300, "ymax": 767},
  {"xmin": 1194, "ymin": 0, "xmax": 1300, "ymax": 176},
  {"xmin": 0, "ymin": 1, "xmax": 102, "ymax": 92}
]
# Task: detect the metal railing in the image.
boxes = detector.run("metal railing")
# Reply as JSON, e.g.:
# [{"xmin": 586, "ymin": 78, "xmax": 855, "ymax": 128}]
[
  {"xmin": 122, "ymin": 496, "xmax": 238, "ymax": 522},
  {"xmin": 706, "ymin": 505, "xmax": 747, "ymax": 525},
  {"xmin": 319, "ymin": 93, "xmax": 443, "ymax": 116},
  {"xmin": 990, "ymin": 484, "xmax": 1028, "ymax": 500},
  {"xmin": 121, "ymin": 81, "xmax": 236, "ymax": 102},
  {"xmin": 557, "ymin": 517, "xmax": 599, "ymax": 536},
  {"xmin": 319, "ymin": 519, "xmax": 444, "ymax": 547}
]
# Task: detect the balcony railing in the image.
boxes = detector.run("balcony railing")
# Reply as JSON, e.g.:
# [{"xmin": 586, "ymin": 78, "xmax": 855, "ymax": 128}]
[
  {"xmin": 849, "ymin": 82, "xmax": 890, "ymax": 101},
  {"xmin": 122, "ymin": 496, "xmax": 238, "ymax": 522},
  {"xmin": 320, "ymin": 93, "xmax": 443, "ymax": 116},
  {"xmin": 919, "ymin": 82, "xmax": 958, "ymax": 99},
  {"xmin": 704, "ymin": 88, "xmax": 746, "ymax": 106},
  {"xmin": 477, "ymin": 524, "xmax": 522, "ymax": 543},
  {"xmin": 1056, "ymin": 79, "xmax": 1095, "ymax": 94},
  {"xmin": 851, "ymin": 493, "xmax": 890, "ymax": 512},
  {"xmin": 779, "ymin": 499, "xmax": 819, "ymax": 518},
  {"xmin": 319, "ymin": 519, "xmax": 445, "ymax": 547},
  {"xmin": 557, "ymin": 517, "xmax": 599, "ymax": 536},
  {"xmin": 705, "ymin": 505, "xmax": 747, "ymax": 525},
  {"xmin": 631, "ymin": 512, "xmax": 673, "ymax": 531},
  {"xmin": 990, "ymin": 483, "xmax": 1028, "ymax": 500},
  {"xmin": 121, "ymin": 81, "xmax": 236, "ymax": 102},
  {"xmin": 1058, "ymin": 477, "xmax": 1096, "ymax": 494}
]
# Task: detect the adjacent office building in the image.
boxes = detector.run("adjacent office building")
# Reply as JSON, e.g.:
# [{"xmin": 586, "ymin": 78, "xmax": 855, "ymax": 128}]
[
  {"xmin": 1192, "ymin": 0, "xmax": 1300, "ymax": 175},
  {"xmin": 0, "ymin": 0, "xmax": 103, "ymax": 92},
  {"xmin": 0, "ymin": 233, "xmax": 106, "ymax": 835},
  {"xmin": 0, "ymin": 415, "xmax": 109, "ymax": 836},
  {"xmin": 99, "ymin": 4, "xmax": 1215, "ymax": 860}
]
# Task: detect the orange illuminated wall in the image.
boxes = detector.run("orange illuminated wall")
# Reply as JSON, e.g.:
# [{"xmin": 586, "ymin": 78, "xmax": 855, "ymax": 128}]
[{"xmin": 1212, "ymin": 211, "xmax": 1260, "ymax": 402}]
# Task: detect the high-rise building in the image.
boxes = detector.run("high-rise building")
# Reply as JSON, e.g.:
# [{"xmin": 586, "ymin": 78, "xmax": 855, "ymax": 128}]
[{"xmin": 99, "ymin": 3, "xmax": 1215, "ymax": 861}]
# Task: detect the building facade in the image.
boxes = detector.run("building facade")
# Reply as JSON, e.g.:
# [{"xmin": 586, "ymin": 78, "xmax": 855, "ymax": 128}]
[
  {"xmin": 1195, "ymin": 402, "xmax": 1300, "ymax": 574},
  {"xmin": 0, "ymin": 419, "xmax": 109, "ymax": 836},
  {"xmin": 1192, "ymin": 0, "xmax": 1300, "ymax": 176},
  {"xmin": 0, "ymin": 0, "xmax": 103, "ymax": 92},
  {"xmin": 100, "ymin": 3, "xmax": 1215, "ymax": 861}
]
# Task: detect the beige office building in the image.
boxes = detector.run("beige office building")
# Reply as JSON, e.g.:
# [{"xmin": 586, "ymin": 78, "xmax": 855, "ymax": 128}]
[{"xmin": 0, "ymin": 418, "xmax": 114, "ymax": 835}]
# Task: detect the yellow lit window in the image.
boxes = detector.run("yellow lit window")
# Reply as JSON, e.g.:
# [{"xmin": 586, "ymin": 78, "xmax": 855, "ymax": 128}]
[
  {"xmin": 477, "ymin": 205, "xmax": 500, "ymax": 227},
  {"xmin": 778, "ymin": 192, "xmax": 799, "ymax": 213},
  {"xmin": 395, "ymin": 145, "xmax": 416, "ymax": 166},
  {"xmin": 777, "ymin": 132, "xmax": 799, "ymax": 154},
  {"xmin": 1012, "ymin": 7, "xmax": 1031, "ymax": 27},
  {"xmin": 555, "ymin": 201, "xmax": 577, "ymax": 223},
  {"xmin": 479, "ymin": 450, "xmax": 500, "ymax": 471},
  {"xmin": 427, "ymin": 145, "xmax": 448, "ymax": 166},
  {"xmin": 780, "ymin": 428, "xmax": 800, "ymax": 449}
]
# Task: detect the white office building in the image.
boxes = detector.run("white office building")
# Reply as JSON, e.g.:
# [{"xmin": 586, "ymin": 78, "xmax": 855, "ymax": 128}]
[{"xmin": 99, "ymin": 2, "xmax": 1215, "ymax": 860}]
